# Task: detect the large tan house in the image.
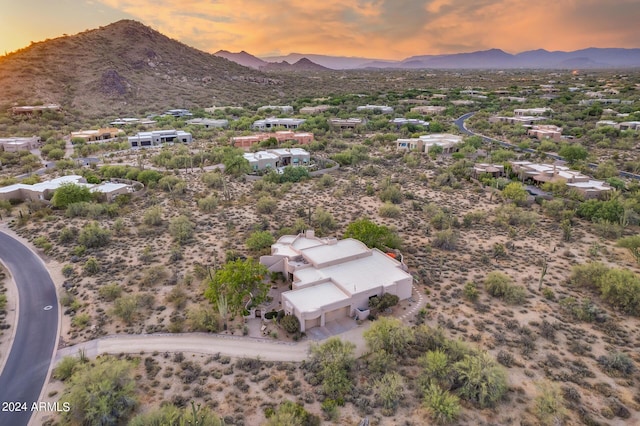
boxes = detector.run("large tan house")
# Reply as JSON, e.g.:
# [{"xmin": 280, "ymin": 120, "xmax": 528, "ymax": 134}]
[{"xmin": 260, "ymin": 231, "xmax": 413, "ymax": 332}]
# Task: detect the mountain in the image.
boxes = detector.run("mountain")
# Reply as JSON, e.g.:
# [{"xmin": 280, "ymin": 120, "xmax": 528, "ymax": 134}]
[
  {"xmin": 261, "ymin": 53, "xmax": 383, "ymax": 70},
  {"xmin": 264, "ymin": 48, "xmax": 640, "ymax": 70},
  {"xmin": 261, "ymin": 58, "xmax": 330, "ymax": 72},
  {"xmin": 214, "ymin": 50, "xmax": 267, "ymax": 69},
  {"xmin": 0, "ymin": 20, "xmax": 283, "ymax": 117}
]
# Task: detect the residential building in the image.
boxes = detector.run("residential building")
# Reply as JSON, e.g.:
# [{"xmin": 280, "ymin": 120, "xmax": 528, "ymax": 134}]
[
  {"xmin": 0, "ymin": 175, "xmax": 132, "ymax": 202},
  {"xmin": 70, "ymin": 128, "xmax": 123, "ymax": 143},
  {"xmin": 231, "ymin": 131, "xmax": 314, "ymax": 149},
  {"xmin": 128, "ymin": 130, "xmax": 192, "ymax": 148},
  {"xmin": 472, "ymin": 163, "xmax": 505, "ymax": 179},
  {"xmin": 596, "ymin": 120, "xmax": 640, "ymax": 131},
  {"xmin": 499, "ymin": 96, "xmax": 527, "ymax": 103},
  {"xmin": 527, "ymin": 125, "xmax": 563, "ymax": 141},
  {"xmin": 390, "ymin": 118, "xmax": 429, "ymax": 129},
  {"xmin": 110, "ymin": 117, "xmax": 157, "ymax": 126},
  {"xmin": 204, "ymin": 106, "xmax": 243, "ymax": 113},
  {"xmin": 356, "ymin": 105, "xmax": 394, "ymax": 114},
  {"xmin": 260, "ymin": 231, "xmax": 413, "ymax": 332},
  {"xmin": 510, "ymin": 161, "xmax": 612, "ymax": 199},
  {"xmin": 396, "ymin": 133, "xmax": 463, "ymax": 154},
  {"xmin": 450, "ymin": 100, "xmax": 475, "ymax": 106},
  {"xmin": 410, "ymin": 105, "xmax": 446, "ymax": 115},
  {"xmin": 0, "ymin": 136, "xmax": 41, "ymax": 152},
  {"xmin": 299, "ymin": 105, "xmax": 330, "ymax": 114},
  {"xmin": 514, "ymin": 107, "xmax": 553, "ymax": 117},
  {"xmin": 186, "ymin": 118, "xmax": 229, "ymax": 128},
  {"xmin": 257, "ymin": 105, "xmax": 294, "ymax": 114},
  {"xmin": 10, "ymin": 104, "xmax": 61, "ymax": 116},
  {"xmin": 164, "ymin": 109, "xmax": 193, "ymax": 117},
  {"xmin": 252, "ymin": 117, "xmax": 306, "ymax": 130},
  {"xmin": 244, "ymin": 148, "xmax": 310, "ymax": 171},
  {"xmin": 579, "ymin": 99, "xmax": 621, "ymax": 106},
  {"xmin": 490, "ymin": 115, "xmax": 546, "ymax": 126},
  {"xmin": 328, "ymin": 118, "xmax": 365, "ymax": 130}
]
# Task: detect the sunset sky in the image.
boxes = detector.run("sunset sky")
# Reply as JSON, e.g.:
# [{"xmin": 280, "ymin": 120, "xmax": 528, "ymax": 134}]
[{"xmin": 1, "ymin": 0, "xmax": 639, "ymax": 59}]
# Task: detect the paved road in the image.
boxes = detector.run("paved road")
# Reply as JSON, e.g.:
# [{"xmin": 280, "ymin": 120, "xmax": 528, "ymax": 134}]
[
  {"xmin": 0, "ymin": 232, "xmax": 59, "ymax": 426},
  {"xmin": 454, "ymin": 112, "xmax": 640, "ymax": 181}
]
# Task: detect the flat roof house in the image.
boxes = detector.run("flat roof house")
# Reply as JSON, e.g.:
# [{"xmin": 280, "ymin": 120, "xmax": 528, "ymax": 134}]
[
  {"xmin": 527, "ymin": 125, "xmax": 562, "ymax": 141},
  {"xmin": 129, "ymin": 130, "xmax": 192, "ymax": 148},
  {"xmin": 231, "ymin": 131, "xmax": 314, "ymax": 149},
  {"xmin": 11, "ymin": 104, "xmax": 61, "ymax": 116},
  {"xmin": 390, "ymin": 118, "xmax": 429, "ymax": 129},
  {"xmin": 186, "ymin": 118, "xmax": 229, "ymax": 128},
  {"xmin": 0, "ymin": 136, "xmax": 41, "ymax": 152},
  {"xmin": 410, "ymin": 105, "xmax": 446, "ymax": 115},
  {"xmin": 243, "ymin": 151, "xmax": 279, "ymax": 171},
  {"xmin": 252, "ymin": 118, "xmax": 306, "ymax": 130},
  {"xmin": 260, "ymin": 231, "xmax": 413, "ymax": 332},
  {"xmin": 70, "ymin": 128, "xmax": 124, "ymax": 143},
  {"xmin": 328, "ymin": 118, "xmax": 366, "ymax": 130},
  {"xmin": 356, "ymin": 105, "xmax": 394, "ymax": 114},
  {"xmin": 396, "ymin": 133, "xmax": 463, "ymax": 154},
  {"xmin": 164, "ymin": 109, "xmax": 193, "ymax": 117},
  {"xmin": 0, "ymin": 175, "xmax": 132, "ymax": 202},
  {"xmin": 244, "ymin": 148, "xmax": 310, "ymax": 171},
  {"xmin": 300, "ymin": 105, "xmax": 330, "ymax": 114},
  {"xmin": 257, "ymin": 105, "xmax": 294, "ymax": 114},
  {"xmin": 514, "ymin": 107, "xmax": 553, "ymax": 117}
]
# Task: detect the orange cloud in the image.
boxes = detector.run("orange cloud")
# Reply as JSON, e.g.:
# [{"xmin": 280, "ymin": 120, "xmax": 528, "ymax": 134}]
[{"xmin": 92, "ymin": 0, "xmax": 640, "ymax": 59}]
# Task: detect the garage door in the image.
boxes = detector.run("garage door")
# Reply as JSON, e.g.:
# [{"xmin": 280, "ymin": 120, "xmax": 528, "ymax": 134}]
[
  {"xmin": 325, "ymin": 306, "xmax": 350, "ymax": 323},
  {"xmin": 305, "ymin": 316, "xmax": 321, "ymax": 330}
]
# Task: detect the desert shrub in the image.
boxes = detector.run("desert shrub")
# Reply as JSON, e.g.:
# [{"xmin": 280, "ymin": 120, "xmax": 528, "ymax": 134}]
[
  {"xmin": 53, "ymin": 356, "xmax": 82, "ymax": 381},
  {"xmin": 265, "ymin": 400, "xmax": 320, "ymax": 426},
  {"xmin": 419, "ymin": 350, "xmax": 452, "ymax": 389},
  {"xmin": 280, "ymin": 314, "xmax": 300, "ymax": 334},
  {"xmin": 378, "ymin": 203, "xmax": 402, "ymax": 218},
  {"xmin": 78, "ymin": 222, "xmax": 111, "ymax": 248},
  {"xmin": 71, "ymin": 313, "xmax": 91, "ymax": 329},
  {"xmin": 569, "ymin": 263, "xmax": 640, "ymax": 315},
  {"xmin": 140, "ymin": 265, "xmax": 167, "ymax": 287},
  {"xmin": 143, "ymin": 205, "xmax": 163, "ymax": 226},
  {"xmin": 169, "ymin": 215, "xmax": 195, "ymax": 244},
  {"xmin": 617, "ymin": 235, "xmax": 640, "ymax": 264},
  {"xmin": 484, "ymin": 272, "xmax": 526, "ymax": 304},
  {"xmin": 379, "ymin": 183, "xmax": 403, "ymax": 204},
  {"xmin": 83, "ymin": 257, "xmax": 100, "ymax": 275},
  {"xmin": 256, "ymin": 196, "xmax": 277, "ymax": 214},
  {"xmin": 453, "ymin": 351, "xmax": 507, "ymax": 408},
  {"xmin": 423, "ymin": 382, "xmax": 460, "ymax": 424},
  {"xmin": 58, "ymin": 227, "xmax": 77, "ymax": 244},
  {"xmin": 534, "ymin": 381, "xmax": 568, "ymax": 426},
  {"xmin": 186, "ymin": 306, "xmax": 220, "ymax": 332},
  {"xmin": 598, "ymin": 351, "xmax": 635, "ymax": 377},
  {"xmin": 463, "ymin": 282, "xmax": 479, "ymax": 301},
  {"xmin": 374, "ymin": 372, "xmax": 404, "ymax": 414},
  {"xmin": 98, "ymin": 283, "xmax": 122, "ymax": 301},
  {"xmin": 312, "ymin": 207, "xmax": 336, "ymax": 235},
  {"xmin": 111, "ymin": 295, "xmax": 140, "ymax": 325},
  {"xmin": 197, "ymin": 195, "xmax": 218, "ymax": 213},
  {"xmin": 202, "ymin": 171, "xmax": 225, "ymax": 189},
  {"xmin": 431, "ymin": 229, "xmax": 459, "ymax": 251}
]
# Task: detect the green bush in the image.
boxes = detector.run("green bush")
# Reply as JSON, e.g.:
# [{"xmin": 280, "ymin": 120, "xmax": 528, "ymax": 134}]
[
  {"xmin": 453, "ymin": 351, "xmax": 507, "ymax": 408},
  {"xmin": 53, "ymin": 356, "xmax": 81, "ymax": 381},
  {"xmin": 598, "ymin": 351, "xmax": 635, "ymax": 377},
  {"xmin": 378, "ymin": 203, "xmax": 402, "ymax": 218},
  {"xmin": 484, "ymin": 272, "xmax": 526, "ymax": 304},
  {"xmin": 570, "ymin": 263, "xmax": 640, "ymax": 315},
  {"xmin": 78, "ymin": 222, "xmax": 111, "ymax": 248},
  {"xmin": 534, "ymin": 381, "xmax": 568, "ymax": 426},
  {"xmin": 280, "ymin": 314, "xmax": 300, "ymax": 334},
  {"xmin": 246, "ymin": 230, "xmax": 274, "ymax": 253},
  {"xmin": 197, "ymin": 195, "xmax": 218, "ymax": 213},
  {"xmin": 423, "ymin": 382, "xmax": 460, "ymax": 424},
  {"xmin": 463, "ymin": 282, "xmax": 479, "ymax": 301}
]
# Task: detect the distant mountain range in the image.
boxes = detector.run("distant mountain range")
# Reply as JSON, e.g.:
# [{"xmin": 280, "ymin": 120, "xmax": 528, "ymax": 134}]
[
  {"xmin": 214, "ymin": 50, "xmax": 330, "ymax": 71},
  {"xmin": 259, "ymin": 48, "xmax": 640, "ymax": 70}
]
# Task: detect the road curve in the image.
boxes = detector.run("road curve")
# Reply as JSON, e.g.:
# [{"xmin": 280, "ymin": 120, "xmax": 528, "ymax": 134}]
[
  {"xmin": 454, "ymin": 112, "xmax": 640, "ymax": 181},
  {"xmin": 0, "ymin": 231, "xmax": 59, "ymax": 426}
]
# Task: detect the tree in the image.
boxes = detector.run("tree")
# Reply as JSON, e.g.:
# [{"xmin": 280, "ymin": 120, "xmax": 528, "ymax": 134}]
[
  {"xmin": 204, "ymin": 258, "xmax": 269, "ymax": 317},
  {"xmin": 137, "ymin": 169, "xmax": 163, "ymax": 186},
  {"xmin": 51, "ymin": 182, "xmax": 93, "ymax": 208},
  {"xmin": 223, "ymin": 148, "xmax": 250, "ymax": 176},
  {"xmin": 309, "ymin": 337, "xmax": 355, "ymax": 402},
  {"xmin": 364, "ymin": 316, "xmax": 413, "ymax": 356},
  {"xmin": 169, "ymin": 215, "xmax": 195, "ymax": 244},
  {"xmin": 343, "ymin": 218, "xmax": 401, "ymax": 250},
  {"xmin": 558, "ymin": 144, "xmax": 588, "ymax": 164},
  {"xmin": 280, "ymin": 314, "xmax": 301, "ymax": 334},
  {"xmin": 501, "ymin": 182, "xmax": 528, "ymax": 205},
  {"xmin": 60, "ymin": 356, "xmax": 138, "ymax": 425},
  {"xmin": 246, "ymin": 230, "xmax": 275, "ymax": 253},
  {"xmin": 312, "ymin": 207, "xmax": 336, "ymax": 235}
]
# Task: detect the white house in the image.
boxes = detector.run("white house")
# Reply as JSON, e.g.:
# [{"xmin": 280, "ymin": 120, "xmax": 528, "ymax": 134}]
[
  {"xmin": 260, "ymin": 231, "xmax": 413, "ymax": 332},
  {"xmin": 396, "ymin": 133, "xmax": 463, "ymax": 154},
  {"xmin": 129, "ymin": 130, "xmax": 192, "ymax": 148},
  {"xmin": 0, "ymin": 136, "xmax": 41, "ymax": 152},
  {"xmin": 0, "ymin": 175, "xmax": 132, "ymax": 202},
  {"xmin": 186, "ymin": 118, "xmax": 229, "ymax": 128},
  {"xmin": 252, "ymin": 118, "xmax": 306, "ymax": 130},
  {"xmin": 257, "ymin": 105, "xmax": 294, "ymax": 114},
  {"xmin": 356, "ymin": 105, "xmax": 394, "ymax": 114},
  {"xmin": 244, "ymin": 148, "xmax": 310, "ymax": 171}
]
